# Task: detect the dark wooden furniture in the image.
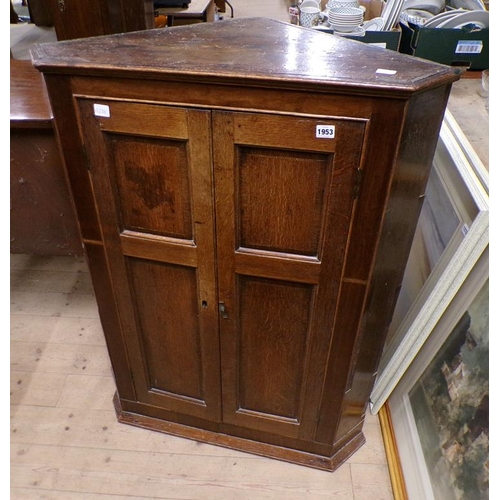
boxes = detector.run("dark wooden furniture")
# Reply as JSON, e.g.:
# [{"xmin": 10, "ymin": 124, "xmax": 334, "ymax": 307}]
[
  {"xmin": 157, "ymin": 0, "xmax": 215, "ymax": 26},
  {"xmin": 45, "ymin": 0, "xmax": 155, "ymax": 40},
  {"xmin": 26, "ymin": 0, "xmax": 53, "ymax": 26},
  {"xmin": 10, "ymin": 59, "xmax": 81, "ymax": 256},
  {"xmin": 32, "ymin": 18, "xmax": 461, "ymax": 471}
]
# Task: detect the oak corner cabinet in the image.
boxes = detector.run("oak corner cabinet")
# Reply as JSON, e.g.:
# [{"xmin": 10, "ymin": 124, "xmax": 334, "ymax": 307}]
[{"xmin": 32, "ymin": 18, "xmax": 461, "ymax": 471}]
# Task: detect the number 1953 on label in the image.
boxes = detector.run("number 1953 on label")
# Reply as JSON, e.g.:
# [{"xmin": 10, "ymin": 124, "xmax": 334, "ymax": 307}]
[{"xmin": 316, "ymin": 125, "xmax": 336, "ymax": 139}]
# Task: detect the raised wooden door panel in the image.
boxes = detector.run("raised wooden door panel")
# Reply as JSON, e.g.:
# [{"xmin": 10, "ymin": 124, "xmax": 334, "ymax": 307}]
[
  {"xmin": 77, "ymin": 99, "xmax": 221, "ymax": 422},
  {"xmin": 213, "ymin": 111, "xmax": 367, "ymax": 441}
]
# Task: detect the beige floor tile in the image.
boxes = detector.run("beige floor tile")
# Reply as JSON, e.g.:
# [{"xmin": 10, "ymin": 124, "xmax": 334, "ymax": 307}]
[
  {"xmin": 10, "ymin": 291, "xmax": 99, "ymax": 319},
  {"xmin": 347, "ymin": 422, "xmax": 387, "ymax": 465},
  {"xmin": 10, "ymin": 254, "xmax": 88, "ymax": 273},
  {"xmin": 10, "ymin": 371, "xmax": 68, "ymax": 407},
  {"xmin": 11, "ymin": 442, "xmax": 354, "ymax": 499},
  {"xmin": 56, "ymin": 375, "xmax": 117, "ymax": 411},
  {"xmin": 11, "ymin": 341, "xmax": 113, "ymax": 377},
  {"xmin": 11, "ymin": 315, "xmax": 105, "ymax": 346},
  {"xmin": 351, "ymin": 463, "xmax": 394, "ymax": 499},
  {"xmin": 11, "ymin": 268, "xmax": 94, "ymax": 294}
]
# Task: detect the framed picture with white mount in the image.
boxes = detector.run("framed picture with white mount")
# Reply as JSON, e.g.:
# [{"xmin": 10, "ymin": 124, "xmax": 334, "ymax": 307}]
[
  {"xmin": 370, "ymin": 109, "xmax": 489, "ymax": 414},
  {"xmin": 387, "ymin": 246, "xmax": 488, "ymax": 499}
]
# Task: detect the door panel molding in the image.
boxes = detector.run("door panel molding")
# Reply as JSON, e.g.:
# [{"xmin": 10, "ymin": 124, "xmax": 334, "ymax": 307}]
[
  {"xmin": 78, "ymin": 98, "xmax": 221, "ymax": 422},
  {"xmin": 214, "ymin": 110, "xmax": 367, "ymax": 440}
]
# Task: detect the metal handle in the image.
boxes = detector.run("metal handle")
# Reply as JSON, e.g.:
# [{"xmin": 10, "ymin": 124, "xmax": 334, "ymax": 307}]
[
  {"xmin": 58, "ymin": 0, "xmax": 66, "ymax": 12},
  {"xmin": 218, "ymin": 302, "xmax": 229, "ymax": 319}
]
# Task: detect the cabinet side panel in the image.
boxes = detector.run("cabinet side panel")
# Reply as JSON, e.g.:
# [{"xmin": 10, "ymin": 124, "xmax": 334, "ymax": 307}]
[
  {"xmin": 342, "ymin": 100, "xmax": 408, "ymax": 281},
  {"xmin": 336, "ymin": 85, "xmax": 453, "ymax": 438},
  {"xmin": 42, "ymin": 75, "xmax": 102, "ymax": 242},
  {"xmin": 84, "ymin": 242, "xmax": 136, "ymax": 400}
]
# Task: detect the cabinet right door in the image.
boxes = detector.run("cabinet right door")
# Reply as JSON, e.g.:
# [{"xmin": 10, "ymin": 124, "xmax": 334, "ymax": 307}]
[{"xmin": 213, "ymin": 111, "xmax": 367, "ymax": 442}]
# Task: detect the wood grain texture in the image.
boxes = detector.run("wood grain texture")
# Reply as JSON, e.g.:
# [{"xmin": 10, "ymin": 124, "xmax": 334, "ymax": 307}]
[
  {"xmin": 238, "ymin": 277, "xmax": 313, "ymax": 421},
  {"xmin": 10, "ymin": 59, "xmax": 52, "ymax": 128},
  {"xmin": 31, "ymin": 18, "xmax": 461, "ymax": 97},
  {"xmin": 10, "ymin": 129, "xmax": 82, "ymax": 256},
  {"xmin": 78, "ymin": 99, "xmax": 222, "ymax": 422},
  {"xmin": 116, "ymin": 394, "xmax": 366, "ymax": 472},
  {"xmin": 127, "ymin": 259, "xmax": 204, "ymax": 400},
  {"xmin": 10, "ymin": 60, "xmax": 82, "ymax": 256},
  {"xmin": 336, "ymin": 85, "xmax": 454, "ymax": 439},
  {"xmin": 108, "ymin": 135, "xmax": 193, "ymax": 239},
  {"xmin": 34, "ymin": 16, "xmax": 457, "ymax": 473},
  {"xmin": 42, "ymin": 74, "xmax": 102, "ymax": 242},
  {"xmin": 214, "ymin": 110, "xmax": 366, "ymax": 445},
  {"xmin": 238, "ymin": 147, "xmax": 329, "ymax": 256},
  {"xmin": 44, "ymin": 0, "xmax": 154, "ymax": 40},
  {"xmin": 9, "ymin": 251, "xmax": 393, "ymax": 498}
]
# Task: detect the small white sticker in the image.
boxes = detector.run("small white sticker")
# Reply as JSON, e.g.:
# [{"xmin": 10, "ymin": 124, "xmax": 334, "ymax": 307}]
[
  {"xmin": 461, "ymin": 224, "xmax": 469, "ymax": 236},
  {"xmin": 455, "ymin": 40, "xmax": 483, "ymax": 54},
  {"xmin": 316, "ymin": 125, "xmax": 335, "ymax": 139},
  {"xmin": 94, "ymin": 103, "xmax": 110, "ymax": 118},
  {"xmin": 376, "ymin": 68, "xmax": 397, "ymax": 75}
]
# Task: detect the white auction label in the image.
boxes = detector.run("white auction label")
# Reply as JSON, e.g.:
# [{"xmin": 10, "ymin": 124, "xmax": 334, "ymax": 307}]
[
  {"xmin": 94, "ymin": 103, "xmax": 111, "ymax": 118},
  {"xmin": 376, "ymin": 68, "xmax": 397, "ymax": 75},
  {"xmin": 316, "ymin": 125, "xmax": 335, "ymax": 138}
]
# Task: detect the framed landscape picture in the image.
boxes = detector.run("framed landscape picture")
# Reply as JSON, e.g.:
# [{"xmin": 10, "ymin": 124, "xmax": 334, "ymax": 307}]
[
  {"xmin": 387, "ymin": 248, "xmax": 489, "ymax": 500},
  {"xmin": 370, "ymin": 110, "xmax": 489, "ymax": 413}
]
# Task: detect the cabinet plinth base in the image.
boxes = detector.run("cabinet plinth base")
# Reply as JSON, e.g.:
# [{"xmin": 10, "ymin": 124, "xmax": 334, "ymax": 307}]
[{"xmin": 113, "ymin": 393, "xmax": 365, "ymax": 472}]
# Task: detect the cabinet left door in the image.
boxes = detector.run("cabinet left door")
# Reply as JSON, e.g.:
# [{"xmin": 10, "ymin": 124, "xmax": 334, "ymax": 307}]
[{"xmin": 78, "ymin": 99, "xmax": 222, "ymax": 423}]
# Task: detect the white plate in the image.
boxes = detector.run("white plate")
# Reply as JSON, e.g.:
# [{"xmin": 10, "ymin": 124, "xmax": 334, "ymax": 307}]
[
  {"xmin": 363, "ymin": 16, "xmax": 385, "ymax": 30},
  {"xmin": 311, "ymin": 24, "xmax": 334, "ymax": 31},
  {"xmin": 329, "ymin": 12, "xmax": 363, "ymax": 17},
  {"xmin": 436, "ymin": 9, "xmax": 488, "ymax": 28},
  {"xmin": 449, "ymin": 0, "xmax": 486, "ymax": 10},
  {"xmin": 330, "ymin": 22, "xmax": 363, "ymax": 31},
  {"xmin": 402, "ymin": 0, "xmax": 445, "ymax": 14},
  {"xmin": 423, "ymin": 9, "xmax": 464, "ymax": 28},
  {"xmin": 335, "ymin": 25, "xmax": 366, "ymax": 36},
  {"xmin": 329, "ymin": 14, "xmax": 363, "ymax": 22},
  {"xmin": 329, "ymin": 15, "xmax": 363, "ymax": 21},
  {"xmin": 399, "ymin": 8, "xmax": 434, "ymax": 25}
]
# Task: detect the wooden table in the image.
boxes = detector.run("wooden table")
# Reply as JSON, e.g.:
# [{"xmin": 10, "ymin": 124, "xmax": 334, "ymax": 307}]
[
  {"xmin": 156, "ymin": 0, "xmax": 216, "ymax": 26},
  {"xmin": 10, "ymin": 60, "xmax": 82, "ymax": 256}
]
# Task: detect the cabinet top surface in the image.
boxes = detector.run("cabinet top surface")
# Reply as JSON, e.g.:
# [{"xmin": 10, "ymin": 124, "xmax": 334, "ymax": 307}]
[{"xmin": 32, "ymin": 17, "xmax": 461, "ymax": 95}]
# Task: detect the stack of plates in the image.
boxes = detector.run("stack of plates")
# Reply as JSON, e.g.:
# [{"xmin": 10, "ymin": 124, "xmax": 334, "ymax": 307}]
[
  {"xmin": 328, "ymin": 6, "xmax": 365, "ymax": 32},
  {"xmin": 327, "ymin": 0, "xmax": 359, "ymax": 9},
  {"xmin": 398, "ymin": 0, "xmax": 488, "ymax": 29},
  {"xmin": 423, "ymin": 8, "xmax": 488, "ymax": 28}
]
